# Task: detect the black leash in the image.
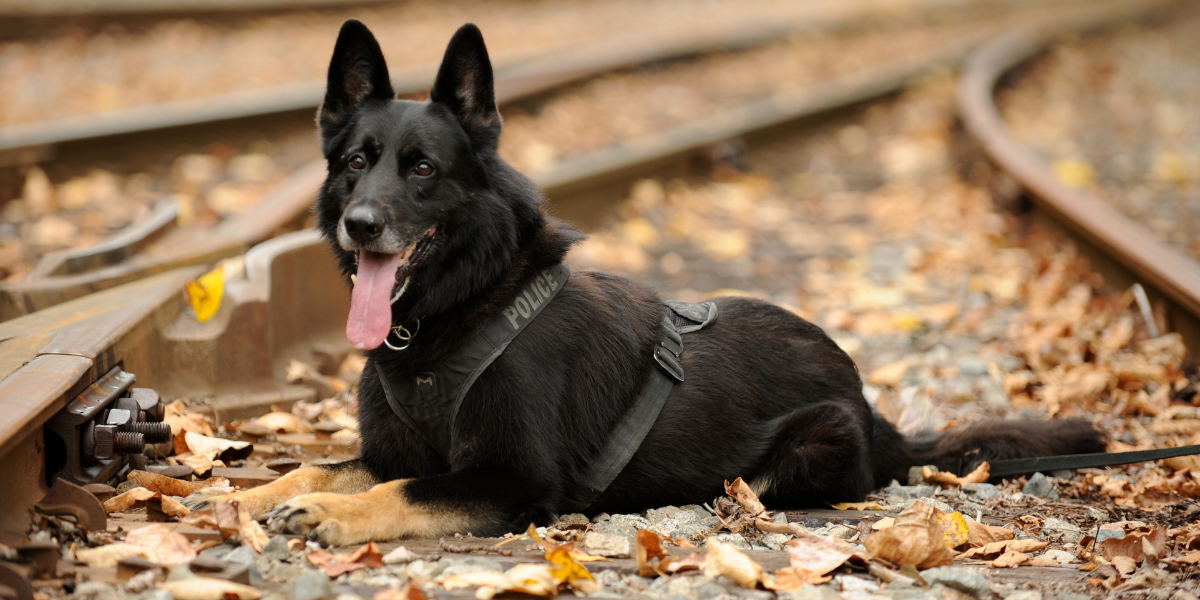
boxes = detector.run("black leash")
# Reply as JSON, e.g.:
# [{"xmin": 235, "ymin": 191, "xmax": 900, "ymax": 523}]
[{"xmin": 988, "ymin": 444, "xmax": 1200, "ymax": 477}]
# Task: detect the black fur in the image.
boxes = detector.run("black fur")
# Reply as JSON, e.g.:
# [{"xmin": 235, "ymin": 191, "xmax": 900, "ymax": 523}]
[{"xmin": 315, "ymin": 21, "xmax": 1107, "ymax": 535}]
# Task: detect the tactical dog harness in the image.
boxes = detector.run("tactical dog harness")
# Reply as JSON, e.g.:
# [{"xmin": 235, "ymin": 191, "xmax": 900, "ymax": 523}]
[{"xmin": 373, "ymin": 262, "xmax": 717, "ymax": 511}]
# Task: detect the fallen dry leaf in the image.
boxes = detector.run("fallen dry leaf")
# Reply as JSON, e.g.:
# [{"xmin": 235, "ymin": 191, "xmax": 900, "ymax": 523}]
[
  {"xmin": 439, "ymin": 564, "xmax": 558, "ymax": 597},
  {"xmin": 103, "ymin": 487, "xmax": 191, "ymax": 517},
  {"xmin": 922, "ymin": 462, "xmax": 990, "ymax": 489},
  {"xmin": 636, "ymin": 530, "xmax": 669, "ymax": 577},
  {"xmin": 959, "ymin": 538, "xmax": 1048, "ymax": 560},
  {"xmin": 1111, "ymin": 555, "xmax": 1137, "ymax": 575},
  {"xmin": 254, "ymin": 411, "xmax": 313, "ymax": 434},
  {"xmin": 989, "ymin": 551, "xmax": 1030, "ymax": 568},
  {"xmin": 237, "ymin": 503, "xmax": 270, "ymax": 553},
  {"xmin": 215, "ymin": 502, "xmax": 242, "ymax": 540},
  {"xmin": 770, "ymin": 535, "xmax": 863, "ymax": 589},
  {"xmin": 158, "ymin": 578, "xmax": 262, "ymax": 600},
  {"xmin": 163, "ymin": 401, "xmax": 213, "ymax": 437},
  {"xmin": 308, "ymin": 541, "xmax": 385, "ymax": 577},
  {"xmin": 965, "ymin": 519, "xmax": 1015, "ymax": 547},
  {"xmin": 863, "ymin": 501, "xmax": 956, "ymax": 569},
  {"xmin": 662, "ymin": 551, "xmax": 705, "ymax": 574},
  {"xmin": 183, "ymin": 431, "xmax": 252, "ymax": 462},
  {"xmin": 103, "ymin": 487, "xmax": 155, "ymax": 512},
  {"xmin": 1099, "ymin": 525, "xmax": 1166, "ymax": 563},
  {"xmin": 127, "ymin": 470, "xmax": 205, "ymax": 497},
  {"xmin": 724, "ymin": 478, "xmax": 766, "ymax": 517},
  {"xmin": 703, "ymin": 539, "xmax": 763, "ymax": 588},
  {"xmin": 75, "ymin": 543, "xmax": 145, "ymax": 567},
  {"xmin": 125, "ymin": 524, "xmax": 197, "ymax": 565},
  {"xmin": 546, "ymin": 544, "xmax": 599, "ymax": 594}
]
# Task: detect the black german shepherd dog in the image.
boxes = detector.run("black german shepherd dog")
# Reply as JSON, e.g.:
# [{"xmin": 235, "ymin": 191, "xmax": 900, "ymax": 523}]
[{"xmin": 186, "ymin": 21, "xmax": 1104, "ymax": 546}]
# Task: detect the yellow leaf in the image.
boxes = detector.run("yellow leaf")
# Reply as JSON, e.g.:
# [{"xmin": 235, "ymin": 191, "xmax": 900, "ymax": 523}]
[
  {"xmin": 935, "ymin": 511, "xmax": 970, "ymax": 548},
  {"xmin": 1052, "ymin": 158, "xmax": 1095, "ymax": 189},
  {"xmin": 185, "ymin": 265, "xmax": 225, "ymax": 322}
]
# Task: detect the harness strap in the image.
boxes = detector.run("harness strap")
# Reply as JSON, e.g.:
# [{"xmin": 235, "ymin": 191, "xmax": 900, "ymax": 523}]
[
  {"xmin": 375, "ymin": 262, "xmax": 572, "ymax": 461},
  {"xmin": 561, "ymin": 315, "xmax": 685, "ymax": 512}
]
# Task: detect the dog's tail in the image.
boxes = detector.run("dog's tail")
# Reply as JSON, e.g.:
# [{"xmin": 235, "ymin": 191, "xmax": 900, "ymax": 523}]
[{"xmin": 870, "ymin": 413, "xmax": 1106, "ymax": 487}]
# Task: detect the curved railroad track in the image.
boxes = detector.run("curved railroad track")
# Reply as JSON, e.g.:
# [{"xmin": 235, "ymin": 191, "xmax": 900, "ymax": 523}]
[
  {"xmin": 0, "ymin": 2, "xmax": 1196, "ymax": 593},
  {"xmin": 957, "ymin": 0, "xmax": 1200, "ymax": 353}
]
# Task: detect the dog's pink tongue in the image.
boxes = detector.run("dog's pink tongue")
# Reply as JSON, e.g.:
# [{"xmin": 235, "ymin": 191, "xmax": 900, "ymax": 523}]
[{"xmin": 347, "ymin": 251, "xmax": 403, "ymax": 349}]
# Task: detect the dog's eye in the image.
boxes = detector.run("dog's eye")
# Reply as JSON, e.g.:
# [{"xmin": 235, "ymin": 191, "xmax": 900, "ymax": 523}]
[
  {"xmin": 413, "ymin": 161, "xmax": 435, "ymax": 177},
  {"xmin": 348, "ymin": 155, "xmax": 367, "ymax": 170}
]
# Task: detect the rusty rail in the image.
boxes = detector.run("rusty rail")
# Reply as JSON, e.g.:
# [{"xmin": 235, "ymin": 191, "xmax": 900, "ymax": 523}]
[
  {"xmin": 956, "ymin": 0, "xmax": 1200, "ymax": 352},
  {"xmin": 0, "ymin": 1, "xmax": 1042, "ymax": 322}
]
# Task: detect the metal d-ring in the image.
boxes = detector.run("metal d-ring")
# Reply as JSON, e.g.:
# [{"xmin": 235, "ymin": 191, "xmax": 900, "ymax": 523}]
[{"xmin": 383, "ymin": 319, "xmax": 420, "ymax": 351}]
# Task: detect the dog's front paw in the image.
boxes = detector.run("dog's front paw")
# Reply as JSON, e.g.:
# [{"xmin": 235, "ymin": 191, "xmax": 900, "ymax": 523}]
[
  {"xmin": 182, "ymin": 487, "xmax": 230, "ymax": 511},
  {"xmin": 267, "ymin": 493, "xmax": 365, "ymax": 546}
]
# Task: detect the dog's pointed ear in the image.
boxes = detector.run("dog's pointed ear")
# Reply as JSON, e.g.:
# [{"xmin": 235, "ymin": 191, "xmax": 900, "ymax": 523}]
[
  {"xmin": 319, "ymin": 19, "xmax": 393, "ymax": 132},
  {"xmin": 430, "ymin": 24, "xmax": 501, "ymax": 146}
]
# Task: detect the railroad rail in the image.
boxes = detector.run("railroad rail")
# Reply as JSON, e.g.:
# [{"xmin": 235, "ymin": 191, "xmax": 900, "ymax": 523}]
[
  {"xmin": 0, "ymin": 0, "xmax": 1190, "ymax": 566},
  {"xmin": 956, "ymin": 0, "xmax": 1200, "ymax": 353},
  {"xmin": 0, "ymin": 2, "xmax": 1049, "ymax": 321}
]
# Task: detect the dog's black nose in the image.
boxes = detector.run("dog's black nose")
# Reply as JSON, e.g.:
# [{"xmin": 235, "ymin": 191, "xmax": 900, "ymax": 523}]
[{"xmin": 343, "ymin": 205, "xmax": 385, "ymax": 243}]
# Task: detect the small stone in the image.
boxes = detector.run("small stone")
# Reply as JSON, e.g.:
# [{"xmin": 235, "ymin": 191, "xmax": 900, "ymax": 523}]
[
  {"xmin": 1050, "ymin": 470, "xmax": 1073, "ymax": 479},
  {"xmin": 262, "ymin": 535, "xmax": 290, "ymax": 561},
  {"xmin": 1096, "ymin": 525, "xmax": 1126, "ymax": 544},
  {"xmin": 762, "ymin": 533, "xmax": 791, "ymax": 550},
  {"xmin": 680, "ymin": 505, "xmax": 711, "ymax": 521},
  {"xmin": 644, "ymin": 506, "xmax": 680, "ymax": 523},
  {"xmin": 292, "ymin": 571, "xmax": 332, "ymax": 600},
  {"xmin": 1005, "ymin": 592, "xmax": 1041, "ymax": 600},
  {"xmin": 1043, "ymin": 518, "xmax": 1082, "ymax": 544},
  {"xmin": 404, "ymin": 559, "xmax": 443, "ymax": 580},
  {"xmin": 1056, "ymin": 595, "xmax": 1091, "ymax": 600},
  {"xmin": 786, "ymin": 584, "xmax": 844, "ymax": 600},
  {"xmin": 1087, "ymin": 507, "xmax": 1107, "ymax": 521},
  {"xmin": 708, "ymin": 533, "xmax": 751, "ymax": 550},
  {"xmin": 837, "ymin": 575, "xmax": 879, "ymax": 593},
  {"xmin": 583, "ymin": 531, "xmax": 633, "ymax": 558},
  {"xmin": 437, "ymin": 557, "xmax": 502, "ymax": 579},
  {"xmin": 960, "ymin": 483, "xmax": 1000, "ymax": 500},
  {"xmin": 920, "ymin": 566, "xmax": 990, "ymax": 598},
  {"xmin": 907, "ymin": 466, "xmax": 925, "ymax": 486},
  {"xmin": 827, "ymin": 524, "xmax": 857, "ymax": 540},
  {"xmin": 1021, "ymin": 473, "xmax": 1059, "ymax": 499},
  {"xmin": 885, "ymin": 484, "xmax": 937, "ymax": 499},
  {"xmin": 382, "ymin": 546, "xmax": 416, "ymax": 564},
  {"xmin": 556, "ymin": 513, "xmax": 589, "ymax": 526},
  {"xmin": 223, "ymin": 546, "xmax": 258, "ymax": 567},
  {"xmin": 959, "ymin": 501, "xmax": 992, "ymax": 517},
  {"xmin": 198, "ymin": 542, "xmax": 235, "ymax": 561}
]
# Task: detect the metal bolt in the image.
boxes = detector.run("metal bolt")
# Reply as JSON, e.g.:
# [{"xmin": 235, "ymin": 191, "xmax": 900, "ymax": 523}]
[
  {"xmin": 120, "ymin": 421, "xmax": 171, "ymax": 444},
  {"xmin": 113, "ymin": 432, "xmax": 145, "ymax": 455}
]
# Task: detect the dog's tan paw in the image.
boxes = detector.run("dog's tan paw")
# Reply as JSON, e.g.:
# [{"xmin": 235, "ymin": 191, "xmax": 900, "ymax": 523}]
[
  {"xmin": 181, "ymin": 487, "xmax": 230, "ymax": 512},
  {"xmin": 267, "ymin": 493, "xmax": 370, "ymax": 546}
]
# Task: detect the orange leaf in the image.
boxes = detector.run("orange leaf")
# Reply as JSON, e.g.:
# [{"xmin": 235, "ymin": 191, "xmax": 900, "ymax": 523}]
[{"xmin": 636, "ymin": 530, "xmax": 668, "ymax": 577}]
